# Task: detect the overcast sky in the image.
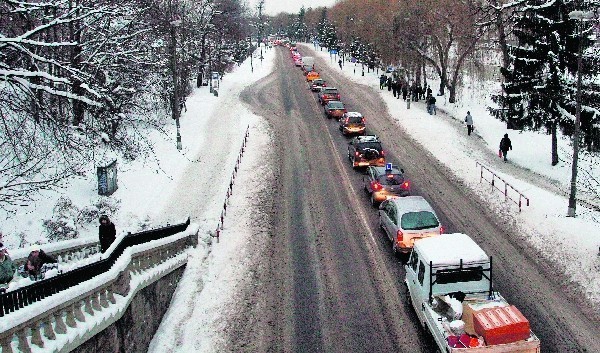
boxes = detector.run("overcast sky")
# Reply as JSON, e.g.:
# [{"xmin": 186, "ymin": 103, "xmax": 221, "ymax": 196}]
[{"xmin": 248, "ymin": 0, "xmax": 337, "ymax": 16}]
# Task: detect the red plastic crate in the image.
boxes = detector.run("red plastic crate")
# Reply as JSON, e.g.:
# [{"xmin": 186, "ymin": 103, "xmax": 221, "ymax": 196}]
[{"xmin": 473, "ymin": 305, "xmax": 531, "ymax": 345}]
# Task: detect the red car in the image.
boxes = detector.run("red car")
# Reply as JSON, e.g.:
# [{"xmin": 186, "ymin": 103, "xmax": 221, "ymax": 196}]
[{"xmin": 318, "ymin": 87, "xmax": 341, "ymax": 105}]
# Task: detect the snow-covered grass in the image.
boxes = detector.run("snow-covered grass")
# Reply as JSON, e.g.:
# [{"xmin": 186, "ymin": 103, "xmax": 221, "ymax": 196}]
[{"xmin": 308, "ymin": 44, "xmax": 600, "ymax": 307}]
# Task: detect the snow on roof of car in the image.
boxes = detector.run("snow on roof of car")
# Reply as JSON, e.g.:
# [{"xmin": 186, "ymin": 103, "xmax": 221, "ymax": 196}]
[
  {"xmin": 356, "ymin": 135, "xmax": 379, "ymax": 142},
  {"xmin": 414, "ymin": 233, "xmax": 489, "ymax": 266},
  {"xmin": 345, "ymin": 112, "xmax": 362, "ymax": 118}
]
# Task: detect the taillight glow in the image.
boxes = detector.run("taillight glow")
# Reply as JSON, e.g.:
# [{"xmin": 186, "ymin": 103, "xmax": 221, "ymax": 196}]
[
  {"xmin": 396, "ymin": 230, "xmax": 404, "ymax": 242},
  {"xmin": 362, "ymin": 118, "xmax": 366, "ymax": 124},
  {"xmin": 371, "ymin": 181, "xmax": 383, "ymax": 191},
  {"xmin": 439, "ymin": 226, "xmax": 445, "ymax": 234},
  {"xmin": 355, "ymin": 151, "xmax": 360, "ymax": 157},
  {"xmin": 401, "ymin": 181, "xmax": 410, "ymax": 190},
  {"xmin": 381, "ymin": 150, "xmax": 386, "ymax": 157}
]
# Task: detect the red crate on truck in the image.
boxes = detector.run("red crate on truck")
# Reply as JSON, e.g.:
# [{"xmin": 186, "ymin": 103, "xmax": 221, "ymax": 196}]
[{"xmin": 473, "ymin": 305, "xmax": 531, "ymax": 345}]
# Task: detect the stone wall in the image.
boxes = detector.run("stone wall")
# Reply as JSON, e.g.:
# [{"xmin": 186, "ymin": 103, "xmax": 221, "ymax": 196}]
[{"xmin": 73, "ymin": 266, "xmax": 185, "ymax": 353}]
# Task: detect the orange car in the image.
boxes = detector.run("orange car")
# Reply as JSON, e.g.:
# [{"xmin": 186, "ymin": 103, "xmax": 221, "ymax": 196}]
[{"xmin": 306, "ymin": 71, "xmax": 320, "ymax": 82}]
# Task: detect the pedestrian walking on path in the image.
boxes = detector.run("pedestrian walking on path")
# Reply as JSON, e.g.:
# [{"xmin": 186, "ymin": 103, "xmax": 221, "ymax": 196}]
[
  {"xmin": 387, "ymin": 77, "xmax": 392, "ymax": 92},
  {"xmin": 379, "ymin": 74, "xmax": 386, "ymax": 90},
  {"xmin": 499, "ymin": 133, "xmax": 513, "ymax": 161},
  {"xmin": 99, "ymin": 215, "xmax": 117, "ymax": 253},
  {"xmin": 338, "ymin": 59, "xmax": 343, "ymax": 69},
  {"xmin": 465, "ymin": 111, "xmax": 474, "ymax": 136}
]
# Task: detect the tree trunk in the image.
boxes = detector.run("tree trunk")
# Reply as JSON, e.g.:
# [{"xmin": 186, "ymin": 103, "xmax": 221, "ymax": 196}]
[
  {"xmin": 70, "ymin": 0, "xmax": 85, "ymax": 126},
  {"xmin": 551, "ymin": 120, "xmax": 559, "ymax": 166},
  {"xmin": 494, "ymin": 1, "xmax": 510, "ymax": 71}
]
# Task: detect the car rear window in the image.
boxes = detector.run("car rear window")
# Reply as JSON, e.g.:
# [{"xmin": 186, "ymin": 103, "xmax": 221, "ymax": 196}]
[
  {"xmin": 400, "ymin": 211, "xmax": 439, "ymax": 230},
  {"xmin": 346, "ymin": 116, "xmax": 363, "ymax": 123},
  {"xmin": 378, "ymin": 174, "xmax": 405, "ymax": 185},
  {"xmin": 358, "ymin": 142, "xmax": 382, "ymax": 151},
  {"xmin": 324, "ymin": 89, "xmax": 338, "ymax": 94},
  {"xmin": 329, "ymin": 102, "xmax": 344, "ymax": 109}
]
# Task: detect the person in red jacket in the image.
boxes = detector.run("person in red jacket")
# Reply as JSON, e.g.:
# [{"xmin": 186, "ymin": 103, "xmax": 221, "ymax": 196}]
[{"xmin": 99, "ymin": 215, "xmax": 117, "ymax": 253}]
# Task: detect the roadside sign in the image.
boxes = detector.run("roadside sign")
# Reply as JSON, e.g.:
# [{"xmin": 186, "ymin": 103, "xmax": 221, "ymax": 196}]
[{"xmin": 330, "ymin": 49, "xmax": 338, "ymax": 54}]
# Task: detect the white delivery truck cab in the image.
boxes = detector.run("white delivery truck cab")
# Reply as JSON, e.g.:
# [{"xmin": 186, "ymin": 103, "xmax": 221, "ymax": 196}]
[{"xmin": 405, "ymin": 233, "xmax": 540, "ymax": 353}]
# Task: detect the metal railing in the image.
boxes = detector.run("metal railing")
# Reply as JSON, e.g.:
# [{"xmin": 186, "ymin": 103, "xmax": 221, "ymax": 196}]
[
  {"xmin": 0, "ymin": 218, "xmax": 190, "ymax": 317},
  {"xmin": 476, "ymin": 162, "xmax": 530, "ymax": 211}
]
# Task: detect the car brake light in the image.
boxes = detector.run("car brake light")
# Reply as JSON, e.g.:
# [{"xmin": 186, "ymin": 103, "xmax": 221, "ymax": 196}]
[
  {"xmin": 396, "ymin": 230, "xmax": 403, "ymax": 242},
  {"xmin": 371, "ymin": 181, "xmax": 383, "ymax": 191},
  {"xmin": 401, "ymin": 180, "xmax": 410, "ymax": 190},
  {"xmin": 344, "ymin": 118, "xmax": 349, "ymax": 124},
  {"xmin": 362, "ymin": 118, "xmax": 366, "ymax": 124},
  {"xmin": 355, "ymin": 151, "xmax": 360, "ymax": 157},
  {"xmin": 439, "ymin": 226, "xmax": 444, "ymax": 234},
  {"xmin": 337, "ymin": 94, "xmax": 340, "ymax": 99},
  {"xmin": 381, "ymin": 150, "xmax": 386, "ymax": 157}
]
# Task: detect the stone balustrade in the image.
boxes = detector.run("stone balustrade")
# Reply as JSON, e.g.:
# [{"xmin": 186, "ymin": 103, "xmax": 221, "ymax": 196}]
[
  {"xmin": 0, "ymin": 225, "xmax": 198, "ymax": 353},
  {"xmin": 11, "ymin": 238, "xmax": 101, "ymax": 270}
]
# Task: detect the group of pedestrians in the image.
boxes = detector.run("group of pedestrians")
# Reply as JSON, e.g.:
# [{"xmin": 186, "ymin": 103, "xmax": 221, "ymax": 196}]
[
  {"xmin": 377, "ymin": 73, "xmax": 514, "ymax": 162},
  {"xmin": 0, "ymin": 215, "xmax": 117, "ymax": 293},
  {"xmin": 379, "ymin": 74, "xmax": 438, "ymax": 114}
]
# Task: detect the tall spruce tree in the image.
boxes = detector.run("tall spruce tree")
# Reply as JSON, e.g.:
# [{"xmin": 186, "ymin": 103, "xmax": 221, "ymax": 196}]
[{"xmin": 491, "ymin": 0, "xmax": 599, "ymax": 164}]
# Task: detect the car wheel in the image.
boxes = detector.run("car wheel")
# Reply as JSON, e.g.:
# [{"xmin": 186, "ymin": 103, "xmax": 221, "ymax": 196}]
[
  {"xmin": 392, "ymin": 242, "xmax": 400, "ymax": 256},
  {"xmin": 370, "ymin": 194, "xmax": 378, "ymax": 207}
]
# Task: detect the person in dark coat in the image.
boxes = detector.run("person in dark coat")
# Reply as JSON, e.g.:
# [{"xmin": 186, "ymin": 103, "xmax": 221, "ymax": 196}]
[
  {"xmin": 379, "ymin": 74, "xmax": 386, "ymax": 90},
  {"xmin": 99, "ymin": 215, "xmax": 117, "ymax": 253},
  {"xmin": 19, "ymin": 249, "xmax": 57, "ymax": 280},
  {"xmin": 338, "ymin": 59, "xmax": 343, "ymax": 69},
  {"xmin": 402, "ymin": 84, "xmax": 408, "ymax": 101},
  {"xmin": 387, "ymin": 77, "xmax": 392, "ymax": 92},
  {"xmin": 427, "ymin": 86, "xmax": 433, "ymax": 97},
  {"xmin": 0, "ymin": 243, "xmax": 17, "ymax": 290},
  {"xmin": 499, "ymin": 133, "xmax": 513, "ymax": 161},
  {"xmin": 392, "ymin": 80, "xmax": 398, "ymax": 97}
]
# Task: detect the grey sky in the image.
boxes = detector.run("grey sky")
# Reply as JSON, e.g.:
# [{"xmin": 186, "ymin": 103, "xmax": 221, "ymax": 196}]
[{"xmin": 248, "ymin": 0, "xmax": 337, "ymax": 16}]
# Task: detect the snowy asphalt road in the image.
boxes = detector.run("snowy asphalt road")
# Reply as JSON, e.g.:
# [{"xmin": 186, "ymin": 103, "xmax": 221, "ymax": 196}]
[{"xmin": 228, "ymin": 47, "xmax": 600, "ymax": 352}]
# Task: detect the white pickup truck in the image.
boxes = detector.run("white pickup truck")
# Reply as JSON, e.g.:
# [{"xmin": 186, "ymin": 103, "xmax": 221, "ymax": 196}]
[{"xmin": 404, "ymin": 233, "xmax": 541, "ymax": 353}]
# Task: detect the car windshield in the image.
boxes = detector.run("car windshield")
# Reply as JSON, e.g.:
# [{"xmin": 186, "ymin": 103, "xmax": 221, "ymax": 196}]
[
  {"xmin": 346, "ymin": 116, "xmax": 363, "ymax": 123},
  {"xmin": 313, "ymin": 80, "xmax": 323, "ymax": 85},
  {"xmin": 357, "ymin": 142, "xmax": 381, "ymax": 151},
  {"xmin": 400, "ymin": 211, "xmax": 439, "ymax": 230},
  {"xmin": 378, "ymin": 174, "xmax": 404, "ymax": 185},
  {"xmin": 329, "ymin": 102, "xmax": 344, "ymax": 109},
  {"xmin": 324, "ymin": 89, "xmax": 338, "ymax": 95}
]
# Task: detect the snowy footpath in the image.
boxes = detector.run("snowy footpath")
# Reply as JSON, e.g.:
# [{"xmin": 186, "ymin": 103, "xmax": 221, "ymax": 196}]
[
  {"xmin": 309, "ymin": 44, "xmax": 600, "ymax": 308},
  {"xmin": 147, "ymin": 49, "xmax": 276, "ymax": 352}
]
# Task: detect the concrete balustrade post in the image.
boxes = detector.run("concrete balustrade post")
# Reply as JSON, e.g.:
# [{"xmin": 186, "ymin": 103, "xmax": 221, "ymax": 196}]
[
  {"xmin": 65, "ymin": 306, "xmax": 77, "ymax": 328},
  {"xmin": 100, "ymin": 289, "xmax": 110, "ymax": 307},
  {"xmin": 113, "ymin": 267, "xmax": 131, "ymax": 297},
  {"xmin": 43, "ymin": 316, "xmax": 56, "ymax": 340},
  {"xmin": 30, "ymin": 324, "xmax": 44, "ymax": 348},
  {"xmin": 107, "ymin": 287, "xmax": 117, "ymax": 304},
  {"xmin": 0, "ymin": 336, "xmax": 14, "ymax": 353},
  {"xmin": 54, "ymin": 310, "xmax": 67, "ymax": 334},
  {"xmin": 84, "ymin": 296, "xmax": 94, "ymax": 315},
  {"xmin": 16, "ymin": 329, "xmax": 31, "ymax": 353},
  {"xmin": 92, "ymin": 291, "xmax": 102, "ymax": 311},
  {"xmin": 73, "ymin": 301, "xmax": 86, "ymax": 322}
]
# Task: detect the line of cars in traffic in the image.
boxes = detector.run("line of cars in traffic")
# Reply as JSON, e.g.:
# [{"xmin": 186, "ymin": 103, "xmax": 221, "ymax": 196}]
[
  {"xmin": 286, "ymin": 45, "xmax": 541, "ymax": 352},
  {"xmin": 289, "ymin": 46, "xmax": 442, "ymax": 259}
]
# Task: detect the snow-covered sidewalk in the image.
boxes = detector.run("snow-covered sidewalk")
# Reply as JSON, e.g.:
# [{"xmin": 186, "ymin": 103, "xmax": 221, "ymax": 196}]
[
  {"xmin": 308, "ymin": 44, "xmax": 600, "ymax": 308},
  {"xmin": 148, "ymin": 48, "xmax": 276, "ymax": 353}
]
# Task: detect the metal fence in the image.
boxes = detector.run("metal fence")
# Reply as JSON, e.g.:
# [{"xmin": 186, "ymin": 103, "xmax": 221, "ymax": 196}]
[
  {"xmin": 0, "ymin": 218, "xmax": 190, "ymax": 317},
  {"xmin": 476, "ymin": 162, "xmax": 530, "ymax": 211}
]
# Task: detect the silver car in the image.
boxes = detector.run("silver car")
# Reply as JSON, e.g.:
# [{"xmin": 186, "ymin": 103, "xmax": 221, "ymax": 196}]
[{"xmin": 378, "ymin": 196, "xmax": 443, "ymax": 256}]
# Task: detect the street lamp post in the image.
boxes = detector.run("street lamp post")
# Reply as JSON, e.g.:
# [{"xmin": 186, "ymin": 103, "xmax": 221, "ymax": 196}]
[{"xmin": 567, "ymin": 10, "xmax": 595, "ymax": 217}]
